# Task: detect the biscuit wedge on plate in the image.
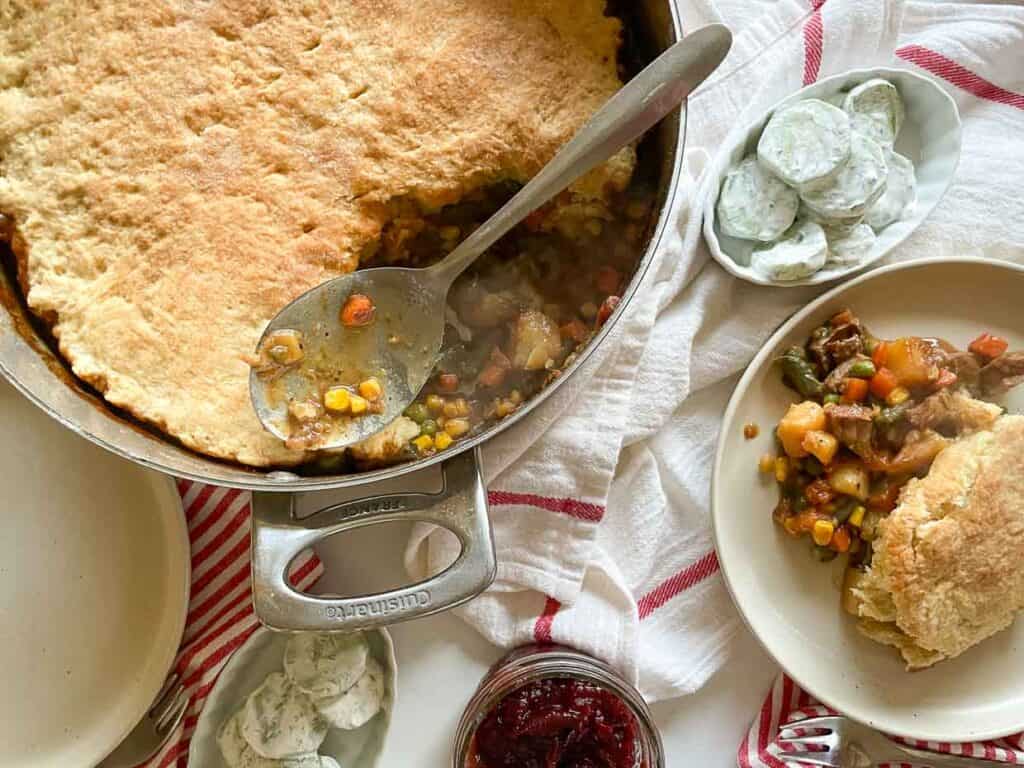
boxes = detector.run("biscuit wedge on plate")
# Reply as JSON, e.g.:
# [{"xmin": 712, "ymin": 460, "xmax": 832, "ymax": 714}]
[{"xmin": 852, "ymin": 414, "xmax": 1024, "ymax": 669}]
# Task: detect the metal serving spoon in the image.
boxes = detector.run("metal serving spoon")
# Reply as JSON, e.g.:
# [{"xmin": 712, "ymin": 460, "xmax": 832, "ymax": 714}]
[{"xmin": 251, "ymin": 24, "xmax": 732, "ymax": 450}]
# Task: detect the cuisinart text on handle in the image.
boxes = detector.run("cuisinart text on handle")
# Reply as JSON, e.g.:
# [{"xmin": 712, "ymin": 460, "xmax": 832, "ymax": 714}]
[{"xmin": 324, "ymin": 590, "xmax": 430, "ymax": 619}]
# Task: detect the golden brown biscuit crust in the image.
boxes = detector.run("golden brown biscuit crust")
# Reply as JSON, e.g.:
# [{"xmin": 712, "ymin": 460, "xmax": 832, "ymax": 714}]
[
  {"xmin": 864, "ymin": 415, "xmax": 1024, "ymax": 667},
  {"xmin": 0, "ymin": 0, "xmax": 633, "ymax": 465}
]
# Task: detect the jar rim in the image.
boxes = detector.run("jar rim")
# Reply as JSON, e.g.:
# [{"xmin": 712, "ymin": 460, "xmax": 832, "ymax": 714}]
[{"xmin": 452, "ymin": 644, "xmax": 664, "ymax": 768}]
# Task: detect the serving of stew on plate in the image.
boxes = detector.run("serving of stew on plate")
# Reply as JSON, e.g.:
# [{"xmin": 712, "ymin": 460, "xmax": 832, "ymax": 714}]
[{"xmin": 761, "ymin": 308, "xmax": 1024, "ymax": 602}]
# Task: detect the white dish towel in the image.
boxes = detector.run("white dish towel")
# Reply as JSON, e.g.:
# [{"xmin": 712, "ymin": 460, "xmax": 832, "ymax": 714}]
[{"xmin": 407, "ymin": 0, "xmax": 1024, "ymax": 703}]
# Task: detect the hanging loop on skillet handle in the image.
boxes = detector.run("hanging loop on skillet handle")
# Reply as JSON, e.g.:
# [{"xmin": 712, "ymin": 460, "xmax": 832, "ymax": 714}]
[{"xmin": 250, "ymin": 448, "xmax": 495, "ymax": 631}]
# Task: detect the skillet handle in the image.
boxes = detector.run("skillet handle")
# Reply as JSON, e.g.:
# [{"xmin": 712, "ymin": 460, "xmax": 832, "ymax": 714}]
[{"xmin": 250, "ymin": 448, "xmax": 496, "ymax": 631}]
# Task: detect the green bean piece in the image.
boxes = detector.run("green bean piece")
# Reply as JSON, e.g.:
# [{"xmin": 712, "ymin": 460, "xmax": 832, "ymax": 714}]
[
  {"xmin": 780, "ymin": 348, "xmax": 824, "ymax": 398},
  {"xmin": 420, "ymin": 419, "xmax": 438, "ymax": 436},
  {"xmin": 847, "ymin": 359, "xmax": 877, "ymax": 378},
  {"xmin": 823, "ymin": 393, "xmax": 841, "ymax": 405},
  {"xmin": 404, "ymin": 403, "xmax": 429, "ymax": 424},
  {"xmin": 833, "ymin": 497, "xmax": 858, "ymax": 524}
]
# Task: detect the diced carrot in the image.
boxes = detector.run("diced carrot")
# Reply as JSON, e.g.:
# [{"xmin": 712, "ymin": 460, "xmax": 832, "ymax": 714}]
[
  {"xmin": 871, "ymin": 340, "xmax": 889, "ymax": 369},
  {"xmin": 935, "ymin": 368, "xmax": 958, "ymax": 390},
  {"xmin": 841, "ymin": 377, "xmax": 869, "ymax": 403},
  {"xmin": 831, "ymin": 526, "xmax": 852, "ymax": 553},
  {"xmin": 438, "ymin": 373, "xmax": 459, "ymax": 393},
  {"xmin": 869, "ymin": 367, "xmax": 899, "ymax": 400},
  {"xmin": 968, "ymin": 332, "xmax": 1008, "ymax": 362},
  {"xmin": 596, "ymin": 296, "xmax": 620, "ymax": 328},
  {"xmin": 340, "ymin": 294, "xmax": 375, "ymax": 327},
  {"xmin": 477, "ymin": 348, "xmax": 511, "ymax": 388},
  {"xmin": 594, "ymin": 266, "xmax": 621, "ymax": 295}
]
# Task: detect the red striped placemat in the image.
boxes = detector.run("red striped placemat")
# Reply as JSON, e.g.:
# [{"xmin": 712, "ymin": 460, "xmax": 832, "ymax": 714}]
[
  {"xmin": 143, "ymin": 480, "xmax": 324, "ymax": 768},
  {"xmin": 740, "ymin": 674, "xmax": 1024, "ymax": 768}
]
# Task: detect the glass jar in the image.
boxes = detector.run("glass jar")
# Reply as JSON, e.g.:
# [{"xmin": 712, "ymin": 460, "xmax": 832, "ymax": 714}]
[{"xmin": 453, "ymin": 644, "xmax": 665, "ymax": 768}]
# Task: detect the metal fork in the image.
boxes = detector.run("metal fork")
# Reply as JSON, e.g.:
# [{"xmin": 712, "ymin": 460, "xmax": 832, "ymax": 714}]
[
  {"xmin": 777, "ymin": 716, "xmax": 999, "ymax": 768},
  {"xmin": 97, "ymin": 673, "xmax": 188, "ymax": 768}
]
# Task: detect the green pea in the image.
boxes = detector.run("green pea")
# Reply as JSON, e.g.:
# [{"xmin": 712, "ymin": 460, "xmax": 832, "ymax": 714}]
[
  {"xmin": 824, "ymin": 393, "xmax": 841, "ymax": 405},
  {"xmin": 420, "ymin": 419, "xmax": 438, "ymax": 437},
  {"xmin": 847, "ymin": 359, "xmax": 877, "ymax": 378},
  {"xmin": 405, "ymin": 403, "xmax": 429, "ymax": 424}
]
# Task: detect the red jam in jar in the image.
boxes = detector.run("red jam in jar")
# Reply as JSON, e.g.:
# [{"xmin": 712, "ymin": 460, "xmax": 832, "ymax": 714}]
[
  {"xmin": 455, "ymin": 645, "xmax": 662, "ymax": 768},
  {"xmin": 471, "ymin": 677, "xmax": 639, "ymax": 768}
]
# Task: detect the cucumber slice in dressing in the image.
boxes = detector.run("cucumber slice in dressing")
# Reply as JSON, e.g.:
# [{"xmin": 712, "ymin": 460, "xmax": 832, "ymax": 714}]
[
  {"xmin": 757, "ymin": 99, "xmax": 851, "ymax": 187},
  {"xmin": 799, "ymin": 132, "xmax": 888, "ymax": 219},
  {"xmin": 843, "ymin": 78, "xmax": 904, "ymax": 147},
  {"xmin": 751, "ymin": 219, "xmax": 828, "ymax": 281},
  {"xmin": 716, "ymin": 156, "xmax": 798, "ymax": 242}
]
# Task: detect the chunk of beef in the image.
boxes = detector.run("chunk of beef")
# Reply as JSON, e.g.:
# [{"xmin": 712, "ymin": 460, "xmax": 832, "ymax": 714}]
[
  {"xmin": 907, "ymin": 388, "xmax": 1002, "ymax": 435},
  {"xmin": 936, "ymin": 349, "xmax": 982, "ymax": 393},
  {"xmin": 825, "ymin": 402, "xmax": 874, "ymax": 457},
  {"xmin": 980, "ymin": 352, "xmax": 1024, "ymax": 396},
  {"xmin": 808, "ymin": 309, "xmax": 865, "ymax": 373}
]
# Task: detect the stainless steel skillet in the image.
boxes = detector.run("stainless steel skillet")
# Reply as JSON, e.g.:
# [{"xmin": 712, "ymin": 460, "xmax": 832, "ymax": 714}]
[{"xmin": 0, "ymin": 1, "xmax": 704, "ymax": 631}]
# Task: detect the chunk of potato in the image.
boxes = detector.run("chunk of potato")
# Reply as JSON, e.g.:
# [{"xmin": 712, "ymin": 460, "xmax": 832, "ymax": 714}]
[
  {"xmin": 827, "ymin": 462, "xmax": 870, "ymax": 500},
  {"xmin": 776, "ymin": 401, "xmax": 826, "ymax": 458},
  {"xmin": 510, "ymin": 310, "xmax": 562, "ymax": 370},
  {"xmin": 801, "ymin": 429, "xmax": 839, "ymax": 465}
]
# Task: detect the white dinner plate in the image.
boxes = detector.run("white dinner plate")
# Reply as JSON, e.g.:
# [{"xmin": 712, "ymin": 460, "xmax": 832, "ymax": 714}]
[
  {"xmin": 704, "ymin": 67, "xmax": 961, "ymax": 287},
  {"xmin": 189, "ymin": 627, "xmax": 396, "ymax": 768},
  {"xmin": 0, "ymin": 380, "xmax": 190, "ymax": 767},
  {"xmin": 713, "ymin": 258, "xmax": 1024, "ymax": 741}
]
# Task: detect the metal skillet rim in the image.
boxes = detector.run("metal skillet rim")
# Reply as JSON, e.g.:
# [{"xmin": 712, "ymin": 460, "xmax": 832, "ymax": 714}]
[{"xmin": 0, "ymin": 7, "xmax": 686, "ymax": 493}]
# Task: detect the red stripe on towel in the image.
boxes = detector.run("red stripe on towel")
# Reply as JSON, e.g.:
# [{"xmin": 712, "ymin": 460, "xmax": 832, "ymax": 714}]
[
  {"xmin": 636, "ymin": 551, "xmax": 720, "ymax": 619},
  {"xmin": 896, "ymin": 45, "xmax": 1024, "ymax": 111},
  {"xmin": 533, "ymin": 596, "xmax": 561, "ymax": 644},
  {"xmin": 802, "ymin": 0, "xmax": 826, "ymax": 85},
  {"xmin": 488, "ymin": 490, "xmax": 604, "ymax": 522}
]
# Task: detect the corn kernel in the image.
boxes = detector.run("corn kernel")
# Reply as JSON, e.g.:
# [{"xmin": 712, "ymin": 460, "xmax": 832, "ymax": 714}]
[
  {"xmin": 443, "ymin": 401, "xmax": 461, "ymax": 419},
  {"xmin": 758, "ymin": 453, "xmax": 775, "ymax": 474},
  {"xmin": 349, "ymin": 394, "xmax": 369, "ymax": 415},
  {"xmin": 358, "ymin": 377, "xmax": 383, "ymax": 401},
  {"xmin": 323, "ymin": 387, "xmax": 351, "ymax": 413},
  {"xmin": 509, "ymin": 390, "xmax": 523, "ymax": 405},
  {"xmin": 434, "ymin": 432, "xmax": 453, "ymax": 450},
  {"xmin": 444, "ymin": 418, "xmax": 470, "ymax": 437},
  {"xmin": 774, "ymin": 456, "xmax": 789, "ymax": 483},
  {"xmin": 783, "ymin": 516, "xmax": 801, "ymax": 536},
  {"xmin": 812, "ymin": 519, "xmax": 835, "ymax": 547},
  {"xmin": 495, "ymin": 400, "xmax": 514, "ymax": 418},
  {"xmin": 886, "ymin": 386, "xmax": 910, "ymax": 406},
  {"xmin": 455, "ymin": 398, "xmax": 470, "ymax": 417},
  {"xmin": 439, "ymin": 225, "xmax": 461, "ymax": 241},
  {"xmin": 412, "ymin": 435, "xmax": 434, "ymax": 452},
  {"xmin": 848, "ymin": 505, "xmax": 866, "ymax": 528},
  {"xmin": 426, "ymin": 394, "xmax": 444, "ymax": 414}
]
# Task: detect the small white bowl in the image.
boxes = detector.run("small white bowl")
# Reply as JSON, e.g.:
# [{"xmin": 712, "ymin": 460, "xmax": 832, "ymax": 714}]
[
  {"xmin": 703, "ymin": 67, "xmax": 962, "ymax": 287},
  {"xmin": 188, "ymin": 628, "xmax": 396, "ymax": 768}
]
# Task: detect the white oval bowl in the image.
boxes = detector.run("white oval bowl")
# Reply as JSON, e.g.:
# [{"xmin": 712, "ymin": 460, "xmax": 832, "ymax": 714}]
[
  {"xmin": 713, "ymin": 257, "xmax": 1024, "ymax": 741},
  {"xmin": 189, "ymin": 628, "xmax": 397, "ymax": 768},
  {"xmin": 703, "ymin": 67, "xmax": 962, "ymax": 287}
]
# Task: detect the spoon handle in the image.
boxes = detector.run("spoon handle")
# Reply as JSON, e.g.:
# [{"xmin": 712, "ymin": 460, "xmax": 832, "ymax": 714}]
[{"xmin": 429, "ymin": 23, "xmax": 732, "ymax": 284}]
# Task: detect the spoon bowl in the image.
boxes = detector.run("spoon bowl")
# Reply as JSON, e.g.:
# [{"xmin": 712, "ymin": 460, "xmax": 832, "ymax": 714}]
[
  {"xmin": 250, "ymin": 23, "xmax": 733, "ymax": 450},
  {"xmin": 250, "ymin": 266, "xmax": 447, "ymax": 448}
]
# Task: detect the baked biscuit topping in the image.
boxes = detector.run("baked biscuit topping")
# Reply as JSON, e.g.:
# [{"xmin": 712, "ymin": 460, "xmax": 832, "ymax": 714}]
[{"xmin": 0, "ymin": 0, "xmax": 634, "ymax": 465}]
